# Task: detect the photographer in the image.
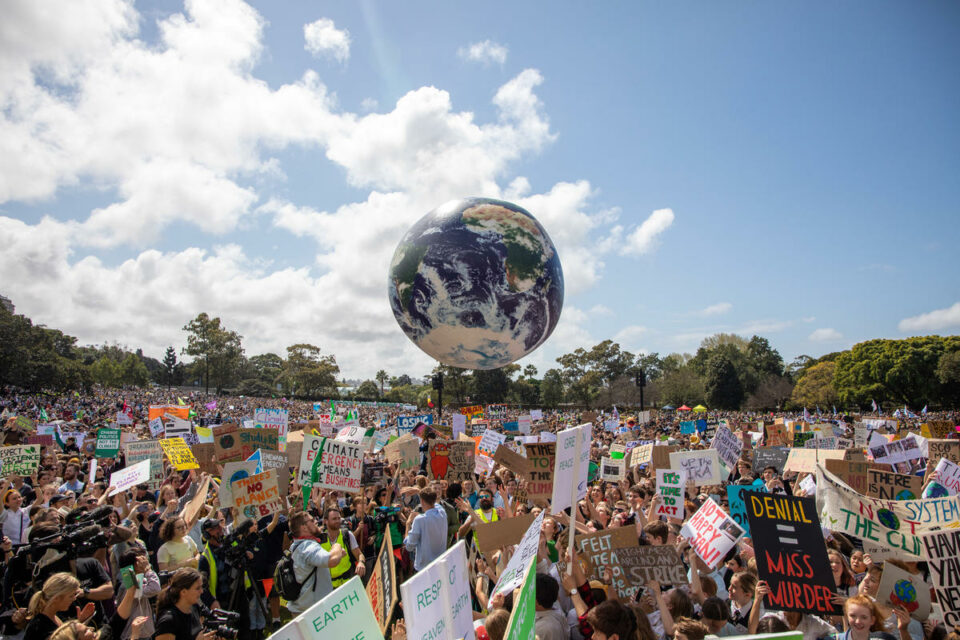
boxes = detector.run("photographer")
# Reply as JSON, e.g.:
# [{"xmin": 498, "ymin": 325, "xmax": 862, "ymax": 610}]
[
  {"xmin": 286, "ymin": 511, "xmax": 344, "ymax": 615},
  {"xmin": 154, "ymin": 568, "xmax": 216, "ymax": 640}
]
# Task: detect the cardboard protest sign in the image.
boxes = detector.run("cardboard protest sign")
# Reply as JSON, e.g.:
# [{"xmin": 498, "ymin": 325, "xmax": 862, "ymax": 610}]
[
  {"xmin": 213, "ymin": 423, "xmax": 241, "ymax": 461},
  {"xmin": 765, "ymin": 422, "xmax": 788, "ymax": 446},
  {"xmin": 825, "ymin": 459, "xmax": 869, "ymax": 495},
  {"xmin": 272, "ymin": 575, "xmax": 383, "ymax": 640},
  {"xmin": 631, "ymin": 443, "xmax": 653, "ymax": 467},
  {"xmin": 459, "ymin": 405, "xmax": 483, "ymax": 417},
  {"xmin": 232, "ymin": 468, "xmax": 284, "ymax": 520},
  {"xmin": 475, "ymin": 512, "xmax": 537, "ymax": 555},
  {"xmin": 95, "ymin": 428, "xmax": 121, "ymax": 458},
  {"xmin": 502, "ymin": 557, "xmax": 536, "ymax": 640},
  {"xmin": 0, "ymin": 445, "xmax": 40, "ymax": 476},
  {"xmin": 400, "ymin": 540, "xmax": 475, "ymax": 640},
  {"xmin": 669, "ymin": 449, "xmax": 722, "ymax": 486},
  {"xmin": 867, "ymin": 468, "xmax": 923, "ymax": 500},
  {"xmin": 680, "ymin": 499, "xmax": 743, "ymax": 569},
  {"xmin": 253, "ymin": 408, "xmax": 289, "ymax": 450},
  {"xmin": 551, "ymin": 423, "xmax": 592, "ymax": 514},
  {"xmin": 921, "ymin": 529, "xmax": 960, "ymax": 627},
  {"xmin": 600, "ymin": 456, "xmax": 625, "ymax": 481},
  {"xmin": 366, "ymin": 528, "xmax": 397, "ymax": 634},
  {"xmin": 523, "ymin": 442, "xmax": 555, "ymax": 502},
  {"xmin": 493, "ymin": 444, "xmax": 531, "ymax": 475},
  {"xmin": 492, "ymin": 511, "xmax": 544, "ymax": 596},
  {"xmin": 875, "ymin": 559, "xmax": 930, "ymax": 621},
  {"xmin": 382, "ymin": 434, "xmax": 419, "ymax": 471},
  {"xmin": 727, "ymin": 484, "xmax": 767, "ymax": 537},
  {"xmin": 655, "ymin": 468, "xmax": 686, "ymax": 519},
  {"xmin": 238, "ymin": 428, "xmax": 278, "ymax": 459},
  {"xmin": 23, "ymin": 434, "xmax": 53, "ymax": 446},
  {"xmin": 817, "ymin": 465, "xmax": 960, "ymax": 560},
  {"xmin": 650, "ymin": 445, "xmax": 678, "ymax": 473},
  {"xmin": 711, "ymin": 425, "xmax": 743, "ymax": 471},
  {"xmin": 618, "ymin": 545, "xmax": 687, "ymax": 586},
  {"xmin": 107, "ymin": 459, "xmax": 151, "ymax": 496},
  {"xmin": 478, "ymin": 429, "xmax": 507, "ymax": 458},
  {"xmin": 428, "ymin": 440, "xmax": 474, "ymax": 482},
  {"xmin": 576, "ymin": 525, "xmax": 645, "ymax": 599},
  {"xmin": 396, "ymin": 414, "xmax": 433, "ymax": 433},
  {"xmin": 929, "ymin": 439, "xmax": 960, "ymax": 464},
  {"xmin": 123, "ymin": 440, "xmax": 165, "ymax": 489},
  {"xmin": 925, "ymin": 458, "xmax": 960, "ymax": 498},
  {"xmin": 926, "ymin": 421, "xmax": 955, "ymax": 439},
  {"xmin": 159, "ymin": 437, "xmax": 199, "ymax": 470},
  {"xmin": 303, "ymin": 437, "xmax": 364, "ymax": 493},
  {"xmin": 746, "ymin": 492, "xmax": 839, "ymax": 616},
  {"xmin": 753, "ymin": 447, "xmax": 790, "ymax": 474},
  {"xmin": 784, "ymin": 448, "xmax": 848, "ymax": 474},
  {"xmin": 164, "ymin": 416, "xmax": 193, "ymax": 440}
]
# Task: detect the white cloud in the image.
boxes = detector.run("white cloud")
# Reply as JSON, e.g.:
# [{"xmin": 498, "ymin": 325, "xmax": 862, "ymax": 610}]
[
  {"xmin": 809, "ymin": 328, "xmax": 843, "ymax": 342},
  {"xmin": 304, "ymin": 18, "xmax": 350, "ymax": 63},
  {"xmin": 699, "ymin": 302, "xmax": 732, "ymax": 317},
  {"xmin": 458, "ymin": 40, "xmax": 508, "ymax": 65},
  {"xmin": 614, "ymin": 325, "xmax": 648, "ymax": 352},
  {"xmin": 617, "ymin": 208, "xmax": 674, "ymax": 256},
  {"xmin": 898, "ymin": 302, "xmax": 960, "ymax": 332},
  {"xmin": 589, "ymin": 304, "xmax": 614, "ymax": 317},
  {"xmin": 360, "ymin": 97, "xmax": 378, "ymax": 112},
  {"xmin": 738, "ymin": 319, "xmax": 792, "ymax": 334},
  {"xmin": 802, "ymin": 316, "xmax": 816, "ymax": 323}
]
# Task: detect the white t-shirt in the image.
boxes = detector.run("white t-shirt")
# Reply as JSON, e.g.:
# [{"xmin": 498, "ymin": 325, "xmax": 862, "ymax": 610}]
[{"xmin": 157, "ymin": 536, "xmax": 198, "ymax": 568}]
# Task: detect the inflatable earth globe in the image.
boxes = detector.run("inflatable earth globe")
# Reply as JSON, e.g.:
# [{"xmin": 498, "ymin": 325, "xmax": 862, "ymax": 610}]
[{"xmin": 388, "ymin": 197, "xmax": 564, "ymax": 369}]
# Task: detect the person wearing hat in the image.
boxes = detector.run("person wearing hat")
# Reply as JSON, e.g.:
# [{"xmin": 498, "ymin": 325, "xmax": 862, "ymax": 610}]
[
  {"xmin": 197, "ymin": 515, "xmax": 228, "ymax": 606},
  {"xmin": 0, "ymin": 485, "xmax": 31, "ymax": 544}
]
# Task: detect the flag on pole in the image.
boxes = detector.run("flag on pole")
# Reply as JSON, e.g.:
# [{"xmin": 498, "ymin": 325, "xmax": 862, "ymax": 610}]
[
  {"xmin": 832, "ymin": 405, "xmax": 837, "ymax": 416},
  {"xmin": 178, "ymin": 397, "xmax": 186, "ymax": 406},
  {"xmin": 871, "ymin": 399, "xmax": 878, "ymax": 414},
  {"xmin": 427, "ymin": 395, "xmax": 434, "ymax": 408},
  {"xmin": 40, "ymin": 408, "xmax": 48, "ymax": 422},
  {"xmin": 922, "ymin": 405, "xmax": 928, "ymax": 416},
  {"xmin": 205, "ymin": 401, "xmax": 217, "ymax": 411},
  {"xmin": 803, "ymin": 407, "xmax": 811, "ymax": 423}
]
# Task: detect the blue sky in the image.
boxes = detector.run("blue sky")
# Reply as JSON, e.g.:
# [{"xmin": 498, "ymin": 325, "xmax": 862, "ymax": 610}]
[{"xmin": 1, "ymin": 0, "xmax": 958, "ymax": 379}]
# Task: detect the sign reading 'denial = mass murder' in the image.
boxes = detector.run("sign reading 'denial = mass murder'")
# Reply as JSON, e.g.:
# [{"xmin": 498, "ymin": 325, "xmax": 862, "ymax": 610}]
[{"xmin": 746, "ymin": 492, "xmax": 840, "ymax": 616}]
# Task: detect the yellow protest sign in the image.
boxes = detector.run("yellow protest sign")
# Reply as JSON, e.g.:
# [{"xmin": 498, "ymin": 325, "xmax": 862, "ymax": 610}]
[{"xmin": 159, "ymin": 437, "xmax": 199, "ymax": 470}]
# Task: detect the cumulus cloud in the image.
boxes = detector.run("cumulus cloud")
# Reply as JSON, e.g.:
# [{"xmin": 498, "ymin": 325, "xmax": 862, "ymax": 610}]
[
  {"xmin": 809, "ymin": 328, "xmax": 843, "ymax": 342},
  {"xmin": 304, "ymin": 18, "xmax": 350, "ymax": 63},
  {"xmin": 699, "ymin": 302, "xmax": 732, "ymax": 317},
  {"xmin": 898, "ymin": 302, "xmax": 960, "ymax": 332},
  {"xmin": 458, "ymin": 40, "xmax": 508, "ymax": 65},
  {"xmin": 614, "ymin": 325, "xmax": 648, "ymax": 352},
  {"xmin": 616, "ymin": 208, "xmax": 675, "ymax": 256}
]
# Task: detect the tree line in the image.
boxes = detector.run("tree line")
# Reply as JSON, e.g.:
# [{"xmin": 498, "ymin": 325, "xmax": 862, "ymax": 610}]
[{"xmin": 2, "ymin": 300, "xmax": 958, "ymax": 410}]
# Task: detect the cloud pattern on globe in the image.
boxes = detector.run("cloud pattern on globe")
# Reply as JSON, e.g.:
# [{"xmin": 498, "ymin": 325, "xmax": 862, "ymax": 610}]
[{"xmin": 389, "ymin": 197, "xmax": 564, "ymax": 369}]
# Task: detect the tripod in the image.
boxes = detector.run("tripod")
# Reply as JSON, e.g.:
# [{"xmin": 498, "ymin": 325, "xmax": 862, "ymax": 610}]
[{"xmin": 223, "ymin": 557, "xmax": 270, "ymax": 640}]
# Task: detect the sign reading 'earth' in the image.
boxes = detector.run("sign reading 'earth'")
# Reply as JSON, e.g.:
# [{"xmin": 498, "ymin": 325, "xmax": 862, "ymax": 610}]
[{"xmin": 388, "ymin": 197, "xmax": 564, "ymax": 369}]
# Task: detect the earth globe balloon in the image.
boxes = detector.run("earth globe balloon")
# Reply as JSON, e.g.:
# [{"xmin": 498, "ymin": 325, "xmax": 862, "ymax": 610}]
[{"xmin": 388, "ymin": 197, "xmax": 564, "ymax": 369}]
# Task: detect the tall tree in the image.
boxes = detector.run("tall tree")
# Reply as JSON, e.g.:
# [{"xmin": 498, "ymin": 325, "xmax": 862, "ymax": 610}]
[
  {"xmin": 704, "ymin": 353, "xmax": 744, "ymax": 409},
  {"xmin": 356, "ymin": 380, "xmax": 380, "ymax": 398},
  {"xmin": 472, "ymin": 368, "xmax": 510, "ymax": 404},
  {"xmin": 162, "ymin": 346, "xmax": 178, "ymax": 389},
  {"xmin": 278, "ymin": 343, "xmax": 339, "ymax": 398},
  {"xmin": 120, "ymin": 353, "xmax": 150, "ymax": 387},
  {"xmin": 540, "ymin": 369, "xmax": 564, "ymax": 407},
  {"xmin": 790, "ymin": 361, "xmax": 838, "ymax": 409},
  {"xmin": 522, "ymin": 364, "xmax": 538, "ymax": 379},
  {"xmin": 375, "ymin": 369, "xmax": 389, "ymax": 396},
  {"xmin": 182, "ymin": 313, "xmax": 244, "ymax": 394}
]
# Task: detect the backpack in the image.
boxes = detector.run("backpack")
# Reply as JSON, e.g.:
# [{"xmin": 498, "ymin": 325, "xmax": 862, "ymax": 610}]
[{"xmin": 274, "ymin": 540, "xmax": 317, "ymax": 601}]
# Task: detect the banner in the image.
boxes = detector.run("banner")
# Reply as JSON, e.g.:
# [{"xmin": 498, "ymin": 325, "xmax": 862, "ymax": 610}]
[
  {"xmin": 921, "ymin": 529, "xmax": 960, "ymax": 626},
  {"xmin": 475, "ymin": 513, "xmax": 537, "ymax": 555},
  {"xmin": 301, "ymin": 436, "xmax": 363, "ymax": 493},
  {"xmin": 148, "ymin": 405, "xmax": 190, "ymax": 422},
  {"xmin": 727, "ymin": 484, "xmax": 767, "ymax": 537},
  {"xmin": 669, "ymin": 450, "xmax": 722, "ymax": 486},
  {"xmin": 428, "ymin": 440, "xmax": 474, "ymax": 483},
  {"xmin": 95, "ymin": 428, "xmax": 121, "ymax": 458},
  {"xmin": 492, "ymin": 511, "xmax": 544, "ymax": 596},
  {"xmin": 239, "ymin": 428, "xmax": 279, "ymax": 459},
  {"xmin": 273, "ymin": 575, "xmax": 383, "ymax": 640},
  {"xmin": 107, "ymin": 459, "xmax": 151, "ymax": 496},
  {"xmin": 123, "ymin": 440, "xmax": 165, "ymax": 490},
  {"xmin": 876, "ymin": 559, "xmax": 930, "ymax": 621},
  {"xmin": 523, "ymin": 442, "xmax": 555, "ymax": 502},
  {"xmin": 867, "ymin": 469, "xmax": 923, "ymax": 501},
  {"xmin": 397, "ymin": 414, "xmax": 433, "ymax": 433},
  {"xmin": 817, "ymin": 465, "xmax": 960, "ymax": 560},
  {"xmin": 365, "ymin": 528, "xmax": 397, "ymax": 634},
  {"xmin": 711, "ymin": 425, "xmax": 743, "ymax": 470},
  {"xmin": 746, "ymin": 492, "xmax": 839, "ymax": 616},
  {"xmin": 551, "ymin": 423, "xmax": 592, "ymax": 514},
  {"xmin": 232, "ymin": 468, "xmax": 284, "ymax": 520},
  {"xmin": 680, "ymin": 499, "xmax": 743, "ymax": 569},
  {"xmin": 400, "ymin": 540, "xmax": 475, "ymax": 640},
  {"xmin": 655, "ymin": 468, "xmax": 686, "ymax": 519},
  {"xmin": 0, "ymin": 445, "xmax": 40, "ymax": 476}
]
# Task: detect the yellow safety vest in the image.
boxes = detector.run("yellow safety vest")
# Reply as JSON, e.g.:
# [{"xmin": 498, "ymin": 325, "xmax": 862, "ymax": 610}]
[
  {"xmin": 321, "ymin": 529, "xmax": 352, "ymax": 586},
  {"xmin": 472, "ymin": 508, "xmax": 498, "ymax": 544},
  {"xmin": 202, "ymin": 544, "xmax": 217, "ymax": 596}
]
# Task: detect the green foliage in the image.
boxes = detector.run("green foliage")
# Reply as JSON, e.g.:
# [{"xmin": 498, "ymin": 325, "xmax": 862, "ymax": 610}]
[
  {"xmin": 540, "ymin": 369, "xmax": 564, "ymax": 407},
  {"xmin": 356, "ymin": 379, "xmax": 380, "ymax": 398},
  {"xmin": 0, "ymin": 306, "xmax": 90, "ymax": 391},
  {"xmin": 789, "ymin": 361, "xmax": 838, "ymax": 409},
  {"xmin": 277, "ymin": 343, "xmax": 340, "ymax": 398},
  {"xmin": 120, "ymin": 353, "xmax": 150, "ymax": 387},
  {"xmin": 182, "ymin": 313, "xmax": 244, "ymax": 394},
  {"xmin": 472, "ymin": 368, "xmax": 510, "ymax": 404},
  {"xmin": 236, "ymin": 378, "xmax": 274, "ymax": 397},
  {"xmin": 704, "ymin": 353, "xmax": 744, "ymax": 409},
  {"xmin": 375, "ymin": 369, "xmax": 389, "ymax": 396},
  {"xmin": 653, "ymin": 366, "xmax": 705, "ymax": 407}
]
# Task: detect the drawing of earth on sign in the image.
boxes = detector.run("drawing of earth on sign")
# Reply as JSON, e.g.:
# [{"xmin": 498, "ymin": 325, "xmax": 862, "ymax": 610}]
[
  {"xmin": 877, "ymin": 509, "xmax": 900, "ymax": 530},
  {"xmin": 388, "ymin": 197, "xmax": 564, "ymax": 369},
  {"xmin": 895, "ymin": 489, "xmax": 917, "ymax": 500},
  {"xmin": 230, "ymin": 468, "xmax": 251, "ymax": 485},
  {"xmin": 890, "ymin": 580, "xmax": 919, "ymax": 613}
]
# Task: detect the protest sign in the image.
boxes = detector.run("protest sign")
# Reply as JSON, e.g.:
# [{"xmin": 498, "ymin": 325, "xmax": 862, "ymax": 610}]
[
  {"xmin": 753, "ymin": 447, "xmax": 790, "ymax": 474},
  {"xmin": 274, "ymin": 575, "xmax": 384, "ymax": 640},
  {"xmin": 107, "ymin": 459, "xmax": 151, "ymax": 496},
  {"xmin": 618, "ymin": 545, "xmax": 687, "ymax": 586},
  {"xmin": 680, "ymin": 499, "xmax": 743, "ymax": 569},
  {"xmin": 867, "ymin": 468, "xmax": 923, "ymax": 500},
  {"xmin": 926, "ymin": 421, "xmax": 955, "ymax": 439},
  {"xmin": 475, "ymin": 512, "xmax": 537, "ymax": 555},
  {"xmin": 492, "ymin": 511, "xmax": 544, "ymax": 596},
  {"xmin": 382, "ymin": 434, "xmax": 419, "ymax": 471},
  {"xmin": 366, "ymin": 529, "xmax": 397, "ymax": 634},
  {"xmin": 213, "ymin": 423, "xmax": 242, "ymax": 461},
  {"xmin": 478, "ymin": 429, "xmax": 507, "ymax": 458},
  {"xmin": 232, "ymin": 468, "xmax": 284, "ymax": 520},
  {"xmin": 148, "ymin": 417, "xmax": 164, "ymax": 437},
  {"xmin": 551, "ymin": 423, "xmax": 592, "ymax": 514},
  {"xmin": 921, "ymin": 529, "xmax": 960, "ymax": 626},
  {"xmin": 650, "ymin": 445, "xmax": 678, "ymax": 473},
  {"xmin": 94, "ymin": 428, "xmax": 121, "ymax": 458},
  {"xmin": 502, "ymin": 557, "xmax": 536, "ymax": 640},
  {"xmin": 784, "ymin": 449, "xmax": 847, "ymax": 474},
  {"xmin": 23, "ymin": 434, "xmax": 53, "ymax": 446},
  {"xmin": 727, "ymin": 484, "xmax": 768, "ymax": 537},
  {"xmin": 254, "ymin": 408, "xmax": 289, "ymax": 449},
  {"xmin": 148, "ymin": 405, "xmax": 190, "ymax": 422},
  {"xmin": 451, "ymin": 413, "xmax": 466, "ymax": 439},
  {"xmin": 459, "ymin": 405, "xmax": 483, "ymax": 417},
  {"xmin": 631, "ymin": 443, "xmax": 653, "ymax": 467},
  {"xmin": 487, "ymin": 404, "xmax": 507, "ymax": 419},
  {"xmin": 238, "ymin": 427, "xmax": 279, "ymax": 459},
  {"xmin": 523, "ymin": 442, "xmax": 555, "ymax": 502},
  {"xmin": 469, "ymin": 419, "xmax": 488, "ymax": 437},
  {"xmin": 825, "ymin": 459, "xmax": 869, "ymax": 495},
  {"xmin": 257, "ymin": 449, "xmax": 290, "ymax": 489},
  {"xmin": 711, "ymin": 425, "xmax": 743, "ymax": 471},
  {"xmin": 428, "ymin": 440, "xmax": 474, "ymax": 483},
  {"xmin": 304, "ymin": 437, "xmax": 363, "ymax": 493},
  {"xmin": 400, "ymin": 540, "xmax": 475, "ymax": 640},
  {"xmin": 926, "ymin": 459, "xmax": 960, "ymax": 497},
  {"xmin": 655, "ymin": 468, "xmax": 687, "ymax": 519},
  {"xmin": 805, "ymin": 436, "xmax": 838, "ymax": 450},
  {"xmin": 929, "ymin": 439, "xmax": 960, "ymax": 464},
  {"xmin": 191, "ymin": 443, "xmax": 217, "ymax": 475},
  {"xmin": 336, "ymin": 425, "xmax": 374, "ymax": 448},
  {"xmin": 817, "ymin": 465, "xmax": 960, "ymax": 560},
  {"xmin": 669, "ymin": 449, "xmax": 722, "ymax": 486},
  {"xmin": 875, "ymin": 559, "xmax": 930, "ymax": 621},
  {"xmin": 576, "ymin": 525, "xmax": 645, "ymax": 599},
  {"xmin": 517, "ymin": 414, "xmax": 532, "ymax": 435},
  {"xmin": 530, "ymin": 409, "xmax": 543, "ymax": 421},
  {"xmin": 746, "ymin": 492, "xmax": 839, "ymax": 616},
  {"xmin": 123, "ymin": 440, "xmax": 165, "ymax": 489},
  {"xmin": 0, "ymin": 445, "xmax": 40, "ymax": 476},
  {"xmin": 164, "ymin": 416, "xmax": 192, "ymax": 440},
  {"xmin": 397, "ymin": 414, "xmax": 432, "ymax": 433},
  {"xmin": 765, "ymin": 422, "xmax": 788, "ymax": 447},
  {"xmin": 220, "ymin": 460, "xmax": 259, "ymax": 506},
  {"xmin": 160, "ymin": 437, "xmax": 199, "ymax": 470},
  {"xmin": 493, "ymin": 444, "xmax": 531, "ymax": 475},
  {"xmin": 600, "ymin": 456, "xmax": 625, "ymax": 481}
]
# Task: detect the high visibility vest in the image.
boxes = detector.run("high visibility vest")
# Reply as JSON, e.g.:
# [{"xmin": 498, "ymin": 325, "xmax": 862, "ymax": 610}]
[
  {"xmin": 321, "ymin": 530, "xmax": 352, "ymax": 586},
  {"xmin": 202, "ymin": 544, "xmax": 217, "ymax": 596},
  {"xmin": 472, "ymin": 508, "xmax": 498, "ymax": 544}
]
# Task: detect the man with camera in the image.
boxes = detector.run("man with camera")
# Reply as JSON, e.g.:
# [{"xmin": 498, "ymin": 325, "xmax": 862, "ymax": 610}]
[{"xmin": 286, "ymin": 511, "xmax": 345, "ymax": 615}]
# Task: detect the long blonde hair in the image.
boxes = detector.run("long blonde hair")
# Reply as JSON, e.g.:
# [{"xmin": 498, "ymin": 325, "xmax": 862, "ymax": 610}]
[
  {"xmin": 27, "ymin": 572, "xmax": 80, "ymax": 619},
  {"xmin": 49, "ymin": 620, "xmax": 91, "ymax": 640}
]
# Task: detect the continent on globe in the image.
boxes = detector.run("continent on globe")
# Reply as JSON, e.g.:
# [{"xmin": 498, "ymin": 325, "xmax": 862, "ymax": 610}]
[{"xmin": 389, "ymin": 197, "xmax": 564, "ymax": 369}]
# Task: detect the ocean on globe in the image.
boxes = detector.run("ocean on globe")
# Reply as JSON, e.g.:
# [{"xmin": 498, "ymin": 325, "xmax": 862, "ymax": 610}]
[{"xmin": 388, "ymin": 197, "xmax": 564, "ymax": 369}]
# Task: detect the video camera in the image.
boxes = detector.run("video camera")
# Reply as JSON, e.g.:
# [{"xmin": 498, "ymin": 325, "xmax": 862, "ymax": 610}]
[
  {"xmin": 221, "ymin": 519, "xmax": 256, "ymax": 562},
  {"xmin": 200, "ymin": 605, "xmax": 240, "ymax": 640},
  {"xmin": 15, "ymin": 506, "xmax": 115, "ymax": 560},
  {"xmin": 374, "ymin": 506, "xmax": 401, "ymax": 524}
]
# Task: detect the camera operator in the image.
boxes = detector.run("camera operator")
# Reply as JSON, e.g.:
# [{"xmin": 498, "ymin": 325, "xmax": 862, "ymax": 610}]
[{"xmin": 155, "ymin": 568, "xmax": 216, "ymax": 640}]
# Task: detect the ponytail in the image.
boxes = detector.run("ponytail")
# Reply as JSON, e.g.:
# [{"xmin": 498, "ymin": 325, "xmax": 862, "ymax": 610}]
[{"xmin": 27, "ymin": 572, "xmax": 80, "ymax": 619}]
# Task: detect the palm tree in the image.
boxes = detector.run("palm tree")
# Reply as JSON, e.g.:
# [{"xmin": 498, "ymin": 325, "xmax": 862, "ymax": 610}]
[{"xmin": 375, "ymin": 369, "xmax": 389, "ymax": 396}]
